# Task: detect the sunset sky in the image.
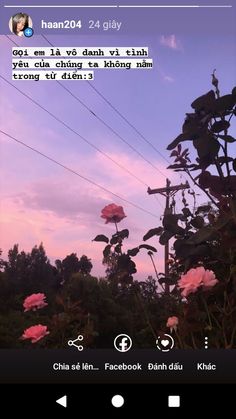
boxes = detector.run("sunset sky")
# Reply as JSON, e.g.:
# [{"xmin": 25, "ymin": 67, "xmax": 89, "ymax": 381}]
[{"xmin": 0, "ymin": 4, "xmax": 236, "ymax": 279}]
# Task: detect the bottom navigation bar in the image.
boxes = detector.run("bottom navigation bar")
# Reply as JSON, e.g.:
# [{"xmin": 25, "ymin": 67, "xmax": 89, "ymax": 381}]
[{"xmin": 0, "ymin": 383, "xmax": 235, "ymax": 413}]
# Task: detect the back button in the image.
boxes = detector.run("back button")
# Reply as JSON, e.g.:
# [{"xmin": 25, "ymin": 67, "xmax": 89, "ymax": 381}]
[{"xmin": 56, "ymin": 395, "xmax": 67, "ymax": 408}]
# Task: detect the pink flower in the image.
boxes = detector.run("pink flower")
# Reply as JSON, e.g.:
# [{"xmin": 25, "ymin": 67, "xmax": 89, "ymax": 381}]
[
  {"xmin": 23, "ymin": 293, "xmax": 48, "ymax": 312},
  {"xmin": 178, "ymin": 267, "xmax": 218, "ymax": 298},
  {"xmin": 166, "ymin": 316, "xmax": 179, "ymax": 332},
  {"xmin": 101, "ymin": 203, "xmax": 126, "ymax": 224},
  {"xmin": 21, "ymin": 324, "xmax": 49, "ymax": 343}
]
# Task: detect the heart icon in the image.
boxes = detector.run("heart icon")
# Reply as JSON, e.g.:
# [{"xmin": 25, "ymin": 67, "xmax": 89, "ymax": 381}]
[
  {"xmin": 156, "ymin": 334, "xmax": 174, "ymax": 351},
  {"xmin": 161, "ymin": 339, "xmax": 169, "ymax": 347}
]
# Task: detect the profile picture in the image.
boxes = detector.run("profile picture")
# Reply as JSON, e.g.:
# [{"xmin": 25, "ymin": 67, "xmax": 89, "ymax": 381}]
[{"xmin": 9, "ymin": 13, "xmax": 33, "ymax": 37}]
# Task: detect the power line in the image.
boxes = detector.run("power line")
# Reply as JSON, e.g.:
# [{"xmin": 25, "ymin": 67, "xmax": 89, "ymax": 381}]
[
  {"xmin": 5, "ymin": 35, "xmax": 165, "ymax": 210},
  {"xmin": 40, "ymin": 36, "xmax": 165, "ymax": 209},
  {"xmin": 0, "ymin": 74, "xmax": 150, "ymax": 190},
  {"xmin": 88, "ymin": 81, "xmax": 171, "ymax": 163},
  {"xmin": 7, "ymin": 36, "xmax": 190, "ymax": 192},
  {"xmin": 0, "ymin": 128, "xmax": 161, "ymax": 219},
  {"xmin": 49, "ymin": 78, "xmax": 165, "ymax": 177},
  {"xmin": 41, "ymin": 35, "xmax": 170, "ymax": 166},
  {"xmin": 86, "ymin": 80, "xmax": 191, "ymax": 194},
  {"xmin": 7, "ymin": 32, "xmax": 167, "ymax": 170},
  {"xmin": 39, "ymin": 36, "xmax": 187, "ymax": 209},
  {"xmin": 39, "ymin": 35, "xmax": 167, "ymax": 179},
  {"xmin": 5, "ymin": 34, "xmax": 18, "ymax": 47}
]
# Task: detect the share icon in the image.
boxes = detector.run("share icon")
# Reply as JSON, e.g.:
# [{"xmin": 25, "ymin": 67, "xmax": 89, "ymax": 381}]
[{"xmin": 68, "ymin": 334, "xmax": 84, "ymax": 351}]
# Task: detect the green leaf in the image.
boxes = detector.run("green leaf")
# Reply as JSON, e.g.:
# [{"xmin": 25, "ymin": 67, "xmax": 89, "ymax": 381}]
[
  {"xmin": 159, "ymin": 230, "xmax": 174, "ymax": 245},
  {"xmin": 159, "ymin": 276, "xmax": 177, "ymax": 286},
  {"xmin": 193, "ymin": 136, "xmax": 220, "ymax": 159},
  {"xmin": 211, "ymin": 120, "xmax": 230, "ymax": 133},
  {"xmin": 93, "ymin": 234, "xmax": 109, "ymax": 244},
  {"xmin": 182, "ymin": 207, "xmax": 192, "ymax": 217},
  {"xmin": 174, "ymin": 239, "xmax": 194, "ymax": 258},
  {"xmin": 188, "ymin": 244, "xmax": 210, "ymax": 258},
  {"xmin": 218, "ymin": 135, "xmax": 236, "ymax": 143},
  {"xmin": 167, "ymin": 134, "xmax": 191, "ymax": 151},
  {"xmin": 191, "ymin": 90, "xmax": 215, "ymax": 112},
  {"xmin": 127, "ymin": 247, "xmax": 140, "ymax": 257},
  {"xmin": 118, "ymin": 229, "xmax": 129, "ymax": 239},
  {"xmin": 195, "ymin": 205, "xmax": 212, "ymax": 215},
  {"xmin": 143, "ymin": 227, "xmax": 163, "ymax": 241},
  {"xmin": 139, "ymin": 244, "xmax": 157, "ymax": 253},
  {"xmin": 111, "ymin": 229, "xmax": 129, "ymax": 243},
  {"xmin": 170, "ymin": 150, "xmax": 178, "ymax": 157},
  {"xmin": 190, "ymin": 216, "xmax": 205, "ymax": 229},
  {"xmin": 187, "ymin": 226, "xmax": 218, "ymax": 245},
  {"xmin": 167, "ymin": 164, "xmax": 185, "ymax": 170},
  {"xmin": 163, "ymin": 214, "xmax": 185, "ymax": 235},
  {"xmin": 182, "ymin": 117, "xmax": 201, "ymax": 136},
  {"xmin": 174, "ymin": 239, "xmax": 210, "ymax": 260},
  {"xmin": 114, "ymin": 245, "xmax": 121, "ymax": 253},
  {"xmin": 103, "ymin": 244, "xmax": 111, "ymax": 258},
  {"xmin": 110, "ymin": 236, "xmax": 118, "ymax": 245},
  {"xmin": 213, "ymin": 94, "xmax": 236, "ymax": 113}
]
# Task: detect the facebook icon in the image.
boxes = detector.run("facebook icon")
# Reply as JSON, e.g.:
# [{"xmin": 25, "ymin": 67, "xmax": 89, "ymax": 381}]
[{"xmin": 114, "ymin": 334, "xmax": 132, "ymax": 352}]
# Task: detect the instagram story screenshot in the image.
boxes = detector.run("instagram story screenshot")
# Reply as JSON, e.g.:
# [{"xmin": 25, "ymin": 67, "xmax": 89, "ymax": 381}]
[{"xmin": 0, "ymin": 0, "xmax": 236, "ymax": 413}]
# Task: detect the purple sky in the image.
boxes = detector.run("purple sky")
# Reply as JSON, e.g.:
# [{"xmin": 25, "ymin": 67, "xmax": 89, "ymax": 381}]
[{"xmin": 0, "ymin": 5, "xmax": 236, "ymax": 280}]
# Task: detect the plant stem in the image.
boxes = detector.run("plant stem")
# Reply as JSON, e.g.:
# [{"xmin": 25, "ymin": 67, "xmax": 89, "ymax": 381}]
[
  {"xmin": 135, "ymin": 292, "xmax": 157, "ymax": 340},
  {"xmin": 221, "ymin": 112, "xmax": 231, "ymax": 179},
  {"xmin": 149, "ymin": 253, "xmax": 159, "ymax": 281},
  {"xmin": 175, "ymin": 331, "xmax": 185, "ymax": 349},
  {"xmin": 191, "ymin": 332, "xmax": 198, "ymax": 349},
  {"xmin": 214, "ymin": 157, "xmax": 225, "ymax": 180},
  {"xmin": 202, "ymin": 297, "xmax": 213, "ymax": 330}
]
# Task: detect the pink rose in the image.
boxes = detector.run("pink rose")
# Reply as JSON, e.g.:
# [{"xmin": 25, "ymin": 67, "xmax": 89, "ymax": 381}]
[
  {"xmin": 166, "ymin": 316, "xmax": 179, "ymax": 332},
  {"xmin": 101, "ymin": 203, "xmax": 126, "ymax": 224},
  {"xmin": 21, "ymin": 324, "xmax": 49, "ymax": 343},
  {"xmin": 23, "ymin": 293, "xmax": 48, "ymax": 312},
  {"xmin": 178, "ymin": 267, "xmax": 218, "ymax": 298}
]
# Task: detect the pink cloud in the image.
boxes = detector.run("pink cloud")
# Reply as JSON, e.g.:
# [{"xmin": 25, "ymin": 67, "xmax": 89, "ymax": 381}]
[
  {"xmin": 1, "ymin": 146, "xmax": 182, "ymax": 281},
  {"xmin": 160, "ymin": 35, "xmax": 182, "ymax": 51},
  {"xmin": 0, "ymin": 198, "xmax": 165, "ymax": 280},
  {"xmin": 1, "ymin": 190, "xmax": 167, "ymax": 280},
  {"xmin": 1, "ymin": 118, "xmax": 181, "ymax": 281}
]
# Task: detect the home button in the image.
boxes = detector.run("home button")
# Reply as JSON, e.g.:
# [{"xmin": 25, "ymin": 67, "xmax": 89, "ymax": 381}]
[{"xmin": 111, "ymin": 394, "xmax": 124, "ymax": 408}]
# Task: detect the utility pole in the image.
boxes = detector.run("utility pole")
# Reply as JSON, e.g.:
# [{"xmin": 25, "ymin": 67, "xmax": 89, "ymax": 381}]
[{"xmin": 147, "ymin": 179, "xmax": 189, "ymax": 293}]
